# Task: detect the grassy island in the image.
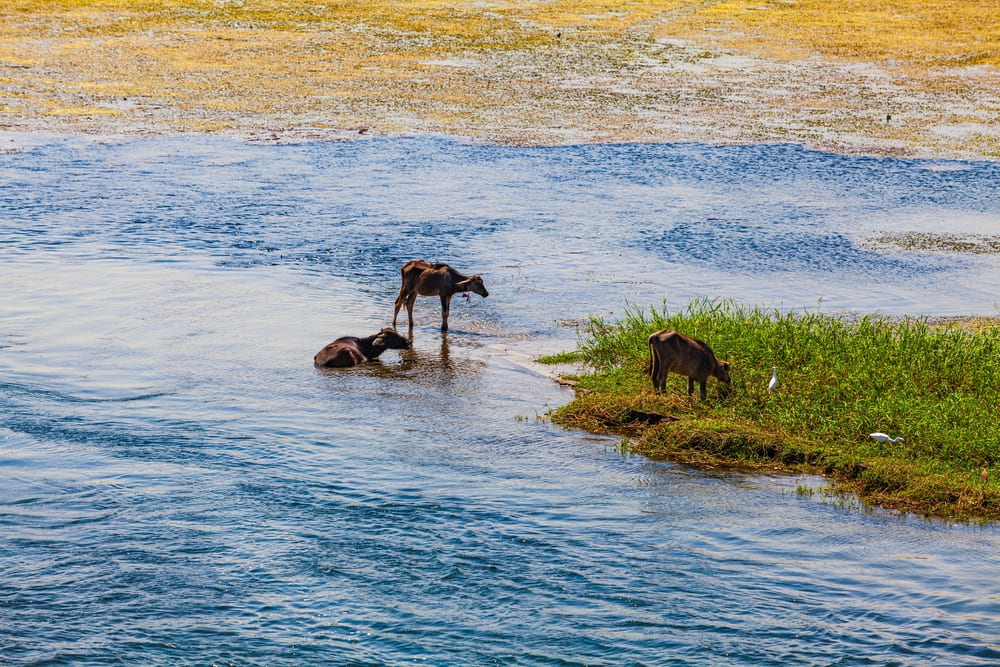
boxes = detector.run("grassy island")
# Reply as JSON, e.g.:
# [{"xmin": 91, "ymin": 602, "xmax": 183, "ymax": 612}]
[{"xmin": 541, "ymin": 299, "xmax": 1000, "ymax": 522}]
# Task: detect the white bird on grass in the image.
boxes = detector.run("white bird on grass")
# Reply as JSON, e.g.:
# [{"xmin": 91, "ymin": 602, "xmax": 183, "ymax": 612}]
[
  {"xmin": 870, "ymin": 432, "xmax": 904, "ymax": 444},
  {"xmin": 767, "ymin": 367, "xmax": 778, "ymax": 393}
]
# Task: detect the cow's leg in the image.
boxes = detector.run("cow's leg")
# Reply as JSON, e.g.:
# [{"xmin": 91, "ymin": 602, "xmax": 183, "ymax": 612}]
[
  {"xmin": 653, "ymin": 360, "xmax": 665, "ymax": 393},
  {"xmin": 699, "ymin": 379, "xmax": 707, "ymax": 401},
  {"xmin": 687, "ymin": 377, "xmax": 695, "ymax": 396},
  {"xmin": 392, "ymin": 289, "xmax": 406, "ymax": 327},
  {"xmin": 405, "ymin": 293, "xmax": 417, "ymax": 328},
  {"xmin": 440, "ymin": 294, "xmax": 451, "ymax": 331},
  {"xmin": 654, "ymin": 363, "xmax": 668, "ymax": 393},
  {"xmin": 348, "ymin": 348, "xmax": 367, "ymax": 366}
]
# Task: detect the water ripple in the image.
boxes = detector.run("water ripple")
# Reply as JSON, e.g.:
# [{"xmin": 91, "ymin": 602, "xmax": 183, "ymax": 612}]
[{"xmin": 1, "ymin": 136, "xmax": 999, "ymax": 665}]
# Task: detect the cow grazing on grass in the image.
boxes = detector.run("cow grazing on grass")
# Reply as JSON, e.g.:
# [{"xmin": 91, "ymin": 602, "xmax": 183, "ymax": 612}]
[
  {"xmin": 648, "ymin": 329, "xmax": 731, "ymax": 400},
  {"xmin": 392, "ymin": 259, "xmax": 488, "ymax": 331},
  {"xmin": 314, "ymin": 328, "xmax": 411, "ymax": 368}
]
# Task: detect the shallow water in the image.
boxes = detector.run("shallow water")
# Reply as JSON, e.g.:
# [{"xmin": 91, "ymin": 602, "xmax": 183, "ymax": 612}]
[{"xmin": 1, "ymin": 134, "xmax": 999, "ymax": 665}]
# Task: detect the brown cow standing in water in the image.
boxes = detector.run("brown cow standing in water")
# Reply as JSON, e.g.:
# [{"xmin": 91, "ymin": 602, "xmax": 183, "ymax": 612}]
[
  {"xmin": 392, "ymin": 259, "xmax": 488, "ymax": 331},
  {"xmin": 314, "ymin": 328, "xmax": 410, "ymax": 368},
  {"xmin": 648, "ymin": 329, "xmax": 731, "ymax": 400}
]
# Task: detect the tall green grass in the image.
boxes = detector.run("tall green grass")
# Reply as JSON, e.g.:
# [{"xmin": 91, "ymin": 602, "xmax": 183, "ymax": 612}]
[{"xmin": 543, "ymin": 298, "xmax": 1000, "ymax": 521}]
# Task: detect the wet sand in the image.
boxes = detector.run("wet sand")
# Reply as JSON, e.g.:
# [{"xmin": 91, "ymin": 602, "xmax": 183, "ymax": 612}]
[{"xmin": 2, "ymin": 1, "xmax": 998, "ymax": 160}]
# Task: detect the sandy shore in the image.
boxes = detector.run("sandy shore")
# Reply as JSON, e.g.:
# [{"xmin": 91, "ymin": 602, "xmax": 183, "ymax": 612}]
[{"xmin": 2, "ymin": 1, "xmax": 998, "ymax": 159}]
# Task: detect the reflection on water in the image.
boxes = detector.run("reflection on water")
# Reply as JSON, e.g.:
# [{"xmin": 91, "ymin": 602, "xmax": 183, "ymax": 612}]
[
  {"xmin": 395, "ymin": 330, "xmax": 464, "ymax": 380},
  {"xmin": 1, "ymin": 135, "xmax": 999, "ymax": 665}
]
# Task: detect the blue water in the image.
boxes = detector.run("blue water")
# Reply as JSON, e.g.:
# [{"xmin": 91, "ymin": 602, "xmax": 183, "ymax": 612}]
[{"xmin": 2, "ymin": 134, "xmax": 999, "ymax": 665}]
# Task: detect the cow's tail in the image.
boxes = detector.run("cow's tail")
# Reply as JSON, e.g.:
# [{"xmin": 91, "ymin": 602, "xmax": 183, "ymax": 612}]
[{"xmin": 647, "ymin": 334, "xmax": 659, "ymax": 388}]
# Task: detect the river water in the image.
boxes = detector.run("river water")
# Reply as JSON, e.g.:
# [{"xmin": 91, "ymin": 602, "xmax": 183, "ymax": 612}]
[{"xmin": 2, "ymin": 134, "xmax": 999, "ymax": 665}]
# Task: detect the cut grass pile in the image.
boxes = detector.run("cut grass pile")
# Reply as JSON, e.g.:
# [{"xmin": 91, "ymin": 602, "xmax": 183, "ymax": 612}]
[{"xmin": 541, "ymin": 299, "xmax": 1000, "ymax": 522}]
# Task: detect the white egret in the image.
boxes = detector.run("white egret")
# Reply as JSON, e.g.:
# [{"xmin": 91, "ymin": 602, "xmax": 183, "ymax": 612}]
[
  {"xmin": 869, "ymin": 432, "xmax": 904, "ymax": 444},
  {"xmin": 767, "ymin": 367, "xmax": 777, "ymax": 393}
]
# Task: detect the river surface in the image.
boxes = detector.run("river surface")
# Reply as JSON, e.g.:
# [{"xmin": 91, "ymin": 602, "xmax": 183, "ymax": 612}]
[{"xmin": 2, "ymin": 134, "xmax": 999, "ymax": 665}]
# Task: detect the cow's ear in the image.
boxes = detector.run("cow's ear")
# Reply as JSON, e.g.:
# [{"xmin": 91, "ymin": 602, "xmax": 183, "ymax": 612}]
[
  {"xmin": 373, "ymin": 334, "xmax": 386, "ymax": 345},
  {"xmin": 722, "ymin": 361, "xmax": 731, "ymax": 370}
]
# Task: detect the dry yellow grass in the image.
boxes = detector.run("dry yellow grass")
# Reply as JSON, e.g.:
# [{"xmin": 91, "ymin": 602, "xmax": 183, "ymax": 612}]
[
  {"xmin": 1, "ymin": 1, "xmax": 998, "ymax": 157},
  {"xmin": 684, "ymin": 0, "xmax": 1000, "ymax": 68}
]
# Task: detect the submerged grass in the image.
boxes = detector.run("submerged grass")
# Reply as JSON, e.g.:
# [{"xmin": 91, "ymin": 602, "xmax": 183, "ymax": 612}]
[{"xmin": 542, "ymin": 299, "xmax": 1000, "ymax": 522}]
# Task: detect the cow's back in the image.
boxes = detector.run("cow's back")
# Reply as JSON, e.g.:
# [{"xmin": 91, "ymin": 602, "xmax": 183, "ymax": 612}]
[
  {"xmin": 402, "ymin": 259, "xmax": 433, "ymax": 275},
  {"xmin": 414, "ymin": 265, "xmax": 456, "ymax": 296},
  {"xmin": 314, "ymin": 337, "xmax": 364, "ymax": 367},
  {"xmin": 400, "ymin": 259, "xmax": 433, "ymax": 285}
]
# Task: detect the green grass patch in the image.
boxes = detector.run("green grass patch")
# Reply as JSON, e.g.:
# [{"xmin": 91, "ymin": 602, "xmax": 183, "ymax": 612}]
[{"xmin": 541, "ymin": 298, "xmax": 1000, "ymax": 522}]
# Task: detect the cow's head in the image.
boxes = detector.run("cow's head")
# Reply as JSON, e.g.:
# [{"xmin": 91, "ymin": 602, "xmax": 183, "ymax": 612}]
[
  {"xmin": 715, "ymin": 361, "xmax": 732, "ymax": 384},
  {"xmin": 374, "ymin": 328, "xmax": 411, "ymax": 350},
  {"xmin": 458, "ymin": 275, "xmax": 489, "ymax": 298}
]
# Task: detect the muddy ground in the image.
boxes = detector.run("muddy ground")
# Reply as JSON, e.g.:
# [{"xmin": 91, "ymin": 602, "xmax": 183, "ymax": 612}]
[{"xmin": 1, "ymin": 1, "xmax": 998, "ymax": 159}]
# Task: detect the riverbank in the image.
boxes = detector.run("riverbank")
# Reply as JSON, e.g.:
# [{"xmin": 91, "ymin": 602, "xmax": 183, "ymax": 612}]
[
  {"xmin": 541, "ymin": 300, "xmax": 1000, "ymax": 522},
  {"xmin": 2, "ymin": 0, "xmax": 998, "ymax": 159}
]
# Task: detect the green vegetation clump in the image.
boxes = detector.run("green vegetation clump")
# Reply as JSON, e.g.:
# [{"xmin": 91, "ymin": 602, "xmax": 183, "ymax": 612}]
[{"xmin": 542, "ymin": 299, "xmax": 1000, "ymax": 522}]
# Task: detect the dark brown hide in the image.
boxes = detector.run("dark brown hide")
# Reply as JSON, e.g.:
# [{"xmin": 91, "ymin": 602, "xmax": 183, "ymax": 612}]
[
  {"xmin": 392, "ymin": 259, "xmax": 488, "ymax": 331},
  {"xmin": 314, "ymin": 327, "xmax": 410, "ymax": 368},
  {"xmin": 647, "ymin": 329, "xmax": 731, "ymax": 400}
]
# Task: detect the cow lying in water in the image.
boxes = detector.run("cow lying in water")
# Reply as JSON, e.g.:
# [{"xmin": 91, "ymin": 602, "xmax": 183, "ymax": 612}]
[
  {"xmin": 648, "ymin": 328, "xmax": 731, "ymax": 400},
  {"xmin": 314, "ymin": 328, "xmax": 410, "ymax": 368},
  {"xmin": 392, "ymin": 259, "xmax": 488, "ymax": 331}
]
